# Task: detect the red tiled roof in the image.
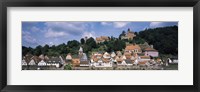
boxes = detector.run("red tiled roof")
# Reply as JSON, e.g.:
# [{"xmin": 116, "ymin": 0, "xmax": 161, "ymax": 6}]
[{"xmin": 125, "ymin": 44, "xmax": 141, "ymax": 51}]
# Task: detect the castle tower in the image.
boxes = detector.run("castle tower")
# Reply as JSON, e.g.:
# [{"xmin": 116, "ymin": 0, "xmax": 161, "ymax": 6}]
[{"xmin": 128, "ymin": 28, "xmax": 131, "ymax": 32}]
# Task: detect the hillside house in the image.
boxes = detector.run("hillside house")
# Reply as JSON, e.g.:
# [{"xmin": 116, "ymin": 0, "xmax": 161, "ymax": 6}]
[
  {"xmin": 144, "ymin": 47, "xmax": 159, "ymax": 57},
  {"xmin": 125, "ymin": 44, "xmax": 142, "ymax": 54},
  {"xmin": 96, "ymin": 36, "xmax": 109, "ymax": 43}
]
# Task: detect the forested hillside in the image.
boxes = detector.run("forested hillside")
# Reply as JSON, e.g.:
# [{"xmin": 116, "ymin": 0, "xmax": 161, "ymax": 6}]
[
  {"xmin": 138, "ymin": 26, "xmax": 178, "ymax": 55},
  {"xmin": 22, "ymin": 25, "xmax": 178, "ymax": 57}
]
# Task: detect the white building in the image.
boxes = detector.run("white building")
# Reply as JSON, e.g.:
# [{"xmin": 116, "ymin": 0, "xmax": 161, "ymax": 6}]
[
  {"xmin": 92, "ymin": 58, "xmax": 112, "ymax": 67},
  {"xmin": 133, "ymin": 59, "xmax": 138, "ymax": 65},
  {"xmin": 38, "ymin": 60, "xmax": 47, "ymax": 66},
  {"xmin": 59, "ymin": 56, "xmax": 65, "ymax": 65},
  {"xmin": 102, "ymin": 58, "xmax": 112, "ymax": 67},
  {"xmin": 66, "ymin": 54, "xmax": 72, "ymax": 60},
  {"xmin": 95, "ymin": 59, "xmax": 103, "ymax": 66},
  {"xmin": 47, "ymin": 58, "xmax": 61, "ymax": 68},
  {"xmin": 167, "ymin": 58, "xmax": 178, "ymax": 64},
  {"xmin": 22, "ymin": 59, "xmax": 27, "ymax": 66},
  {"xmin": 111, "ymin": 52, "xmax": 116, "ymax": 58},
  {"xmin": 103, "ymin": 52, "xmax": 111, "ymax": 58},
  {"xmin": 28, "ymin": 59, "xmax": 36, "ymax": 65}
]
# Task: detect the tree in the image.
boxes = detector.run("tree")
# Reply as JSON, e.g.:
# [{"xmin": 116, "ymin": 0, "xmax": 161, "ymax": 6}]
[
  {"xmin": 67, "ymin": 40, "xmax": 80, "ymax": 48},
  {"xmin": 105, "ymin": 41, "xmax": 114, "ymax": 52},
  {"xmin": 80, "ymin": 38, "xmax": 85, "ymax": 44},
  {"xmin": 110, "ymin": 36, "xmax": 115, "ymax": 41},
  {"xmin": 33, "ymin": 45, "xmax": 42, "ymax": 56},
  {"xmin": 119, "ymin": 30, "xmax": 126, "ymax": 39},
  {"xmin": 42, "ymin": 44, "xmax": 49, "ymax": 55},
  {"xmin": 66, "ymin": 40, "xmax": 80, "ymax": 55},
  {"xmin": 134, "ymin": 32, "xmax": 138, "ymax": 36},
  {"xmin": 57, "ymin": 43, "xmax": 67, "ymax": 56},
  {"xmin": 133, "ymin": 36, "xmax": 145, "ymax": 44},
  {"xmin": 138, "ymin": 25, "xmax": 178, "ymax": 55},
  {"xmin": 64, "ymin": 64, "xmax": 72, "ymax": 70},
  {"xmin": 83, "ymin": 44, "xmax": 92, "ymax": 53},
  {"xmin": 86, "ymin": 37, "xmax": 96, "ymax": 48},
  {"xmin": 22, "ymin": 46, "xmax": 33, "ymax": 56},
  {"xmin": 111, "ymin": 39, "xmax": 125, "ymax": 51}
]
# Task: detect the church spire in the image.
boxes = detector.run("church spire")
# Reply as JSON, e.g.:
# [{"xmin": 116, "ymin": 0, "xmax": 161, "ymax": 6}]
[{"xmin": 79, "ymin": 46, "xmax": 83, "ymax": 55}]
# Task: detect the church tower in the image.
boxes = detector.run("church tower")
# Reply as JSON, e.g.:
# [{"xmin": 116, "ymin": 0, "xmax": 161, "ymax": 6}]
[{"xmin": 79, "ymin": 46, "xmax": 83, "ymax": 55}]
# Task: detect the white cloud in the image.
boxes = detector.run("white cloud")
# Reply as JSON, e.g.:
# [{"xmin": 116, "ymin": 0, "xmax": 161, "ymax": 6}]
[
  {"xmin": 101, "ymin": 22, "xmax": 129, "ymax": 28},
  {"xmin": 22, "ymin": 31, "xmax": 30, "ymax": 35},
  {"xmin": 45, "ymin": 29, "xmax": 67, "ymax": 38},
  {"xmin": 49, "ymin": 42, "xmax": 54, "ymax": 45},
  {"xmin": 44, "ymin": 22, "xmax": 86, "ymax": 35},
  {"xmin": 22, "ymin": 31, "xmax": 37, "ymax": 44},
  {"xmin": 113, "ymin": 22, "xmax": 129, "ymax": 28},
  {"xmin": 149, "ymin": 22, "xmax": 164, "ymax": 28},
  {"xmin": 30, "ymin": 26, "xmax": 40, "ymax": 32}
]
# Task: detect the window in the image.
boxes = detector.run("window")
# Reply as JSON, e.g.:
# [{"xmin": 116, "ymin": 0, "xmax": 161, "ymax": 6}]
[{"xmin": 134, "ymin": 49, "xmax": 138, "ymax": 53}]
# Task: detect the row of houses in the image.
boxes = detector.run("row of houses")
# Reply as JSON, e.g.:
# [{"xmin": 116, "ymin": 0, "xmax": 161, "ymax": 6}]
[
  {"xmin": 69, "ymin": 44, "xmax": 162, "ymax": 68},
  {"xmin": 125, "ymin": 44, "xmax": 159, "ymax": 57},
  {"xmin": 22, "ymin": 43, "xmax": 161, "ymax": 70},
  {"xmin": 22, "ymin": 54, "xmax": 64, "ymax": 70}
]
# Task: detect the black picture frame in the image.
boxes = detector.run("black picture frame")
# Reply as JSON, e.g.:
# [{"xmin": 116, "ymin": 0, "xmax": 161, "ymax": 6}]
[{"xmin": 0, "ymin": 0, "xmax": 199, "ymax": 92}]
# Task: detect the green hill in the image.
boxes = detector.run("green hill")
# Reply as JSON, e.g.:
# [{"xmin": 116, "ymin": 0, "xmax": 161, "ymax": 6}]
[{"xmin": 138, "ymin": 25, "xmax": 178, "ymax": 55}]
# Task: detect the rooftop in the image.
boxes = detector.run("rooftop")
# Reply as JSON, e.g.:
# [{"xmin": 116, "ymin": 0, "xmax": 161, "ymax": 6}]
[{"xmin": 125, "ymin": 44, "xmax": 141, "ymax": 51}]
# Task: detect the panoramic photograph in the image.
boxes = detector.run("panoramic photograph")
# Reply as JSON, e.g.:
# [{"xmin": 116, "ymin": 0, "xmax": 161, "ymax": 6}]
[{"xmin": 22, "ymin": 21, "xmax": 178, "ymax": 70}]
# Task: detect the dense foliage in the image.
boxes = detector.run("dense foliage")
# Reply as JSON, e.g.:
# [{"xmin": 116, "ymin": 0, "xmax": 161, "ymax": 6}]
[
  {"xmin": 138, "ymin": 26, "xmax": 178, "ymax": 55},
  {"xmin": 22, "ymin": 25, "xmax": 178, "ymax": 57}
]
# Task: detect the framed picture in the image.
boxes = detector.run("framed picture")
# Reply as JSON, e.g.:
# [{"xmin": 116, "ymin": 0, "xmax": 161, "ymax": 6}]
[{"xmin": 0, "ymin": 0, "xmax": 199, "ymax": 92}]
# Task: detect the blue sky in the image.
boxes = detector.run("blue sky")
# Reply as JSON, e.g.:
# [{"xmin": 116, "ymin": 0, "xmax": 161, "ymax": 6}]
[{"xmin": 22, "ymin": 21, "xmax": 178, "ymax": 48}]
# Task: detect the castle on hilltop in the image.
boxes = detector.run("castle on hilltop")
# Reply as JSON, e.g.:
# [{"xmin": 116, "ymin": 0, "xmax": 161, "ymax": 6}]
[{"xmin": 121, "ymin": 28, "xmax": 136, "ymax": 40}]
